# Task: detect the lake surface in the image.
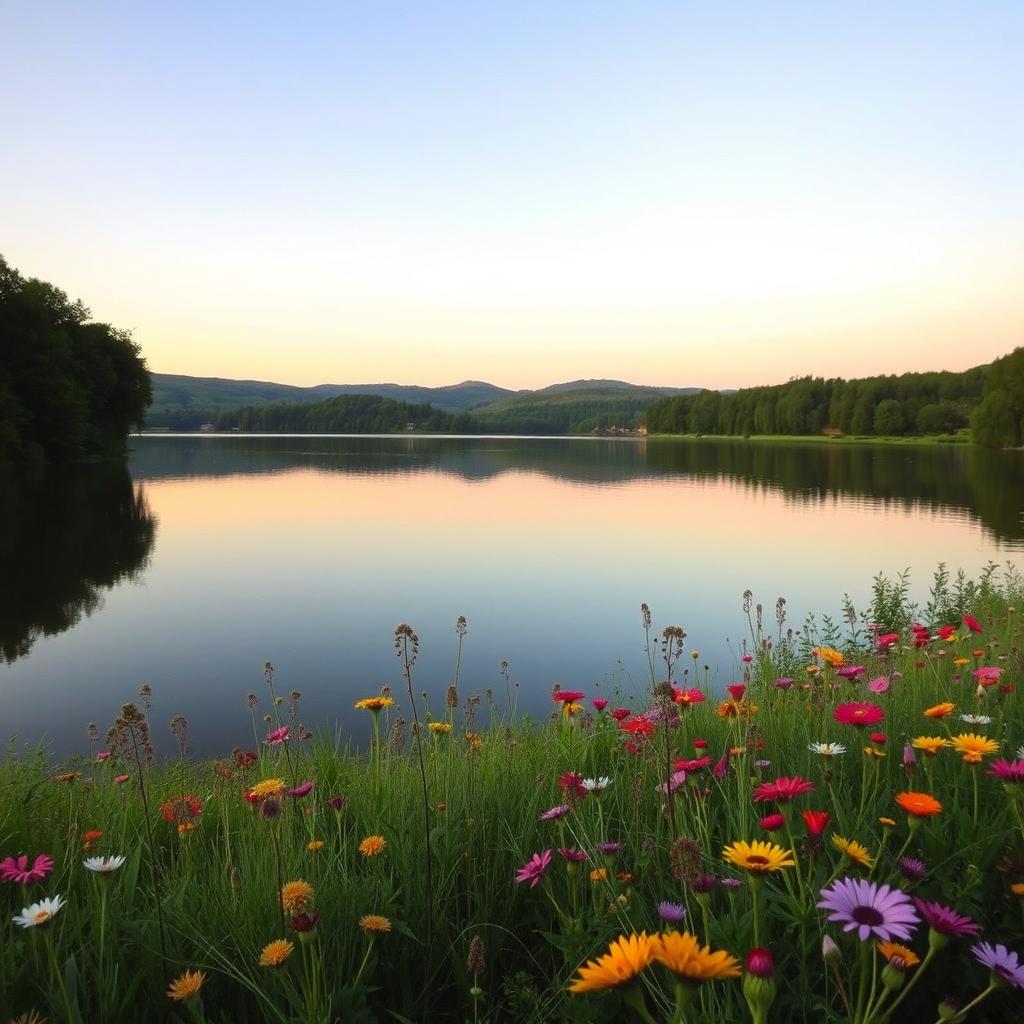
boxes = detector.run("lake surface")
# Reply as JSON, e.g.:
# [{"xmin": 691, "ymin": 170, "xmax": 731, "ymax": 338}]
[{"xmin": 2, "ymin": 434, "xmax": 1022, "ymax": 757}]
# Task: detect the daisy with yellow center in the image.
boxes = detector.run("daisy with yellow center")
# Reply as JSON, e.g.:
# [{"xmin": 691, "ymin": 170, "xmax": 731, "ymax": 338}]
[
  {"xmin": 832, "ymin": 835, "xmax": 874, "ymax": 868},
  {"xmin": 912, "ymin": 736, "xmax": 948, "ymax": 756},
  {"xmin": 568, "ymin": 933, "xmax": 657, "ymax": 993},
  {"xmin": 923, "ymin": 702, "xmax": 955, "ymax": 719},
  {"xmin": 249, "ymin": 778, "xmax": 286, "ymax": 801},
  {"xmin": 280, "ymin": 880, "xmax": 314, "ymax": 915},
  {"xmin": 722, "ymin": 840, "xmax": 795, "ymax": 874},
  {"xmin": 359, "ymin": 835, "xmax": 386, "ymax": 857},
  {"xmin": 359, "ymin": 914, "xmax": 391, "ymax": 934},
  {"xmin": 354, "ymin": 696, "xmax": 396, "ymax": 712},
  {"xmin": 878, "ymin": 942, "xmax": 920, "ymax": 969},
  {"xmin": 652, "ymin": 931, "xmax": 742, "ymax": 981},
  {"xmin": 950, "ymin": 733, "xmax": 998, "ymax": 764},
  {"xmin": 259, "ymin": 939, "xmax": 294, "ymax": 967},
  {"xmin": 167, "ymin": 969, "xmax": 206, "ymax": 1002}
]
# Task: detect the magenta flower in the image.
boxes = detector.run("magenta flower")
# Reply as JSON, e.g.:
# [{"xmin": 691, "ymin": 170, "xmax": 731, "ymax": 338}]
[
  {"xmin": 773, "ymin": 677, "xmax": 793, "ymax": 690},
  {"xmin": 265, "ymin": 725, "xmax": 290, "ymax": 746},
  {"xmin": 972, "ymin": 942, "xmax": 1024, "ymax": 988},
  {"xmin": 658, "ymin": 900, "xmax": 687, "ymax": 924},
  {"xmin": 898, "ymin": 857, "xmax": 928, "ymax": 882},
  {"xmin": 115, "ymin": 774, "xmax": 130, "ymax": 785},
  {"xmin": 868, "ymin": 676, "xmax": 890, "ymax": 695},
  {"xmin": 591, "ymin": 697, "xmax": 608, "ymax": 711},
  {"xmin": 759, "ymin": 813, "xmax": 785, "ymax": 832},
  {"xmin": 834, "ymin": 702, "xmax": 885, "ymax": 727},
  {"xmin": 837, "ymin": 665, "xmax": 866, "ymax": 680},
  {"xmin": 817, "ymin": 878, "xmax": 919, "ymax": 942},
  {"xmin": 326, "ymin": 795, "xmax": 348, "ymax": 811},
  {"xmin": 286, "ymin": 781, "xmax": 314, "ymax": 798},
  {"xmin": 913, "ymin": 899, "xmax": 980, "ymax": 938},
  {"xmin": 557, "ymin": 848, "xmax": 587, "ymax": 863},
  {"xmin": 753, "ymin": 775, "xmax": 815, "ymax": 804},
  {"xmin": 655, "ymin": 770, "xmax": 687, "ymax": 795},
  {"xmin": 988, "ymin": 759, "xmax": 1024, "ymax": 783},
  {"xmin": 595, "ymin": 841, "xmax": 622, "ymax": 857},
  {"xmin": 0, "ymin": 854, "xmax": 54, "ymax": 885},
  {"xmin": 746, "ymin": 948, "xmax": 775, "ymax": 978},
  {"xmin": 96, "ymin": 751, "xmax": 111, "ymax": 762},
  {"xmin": 515, "ymin": 849, "xmax": 552, "ymax": 888},
  {"xmin": 539, "ymin": 804, "xmax": 571, "ymax": 821}
]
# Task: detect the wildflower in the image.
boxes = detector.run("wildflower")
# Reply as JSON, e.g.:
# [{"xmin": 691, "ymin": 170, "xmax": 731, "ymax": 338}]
[
  {"xmin": 96, "ymin": 751, "xmax": 111, "ymax": 762},
  {"xmin": 877, "ymin": 632, "xmax": 899, "ymax": 649},
  {"xmin": 973, "ymin": 667, "xmax": 1003, "ymax": 687},
  {"xmin": 912, "ymin": 737, "xmax": 948, "ymax": 756},
  {"xmin": 809, "ymin": 741, "xmax": 847, "ymax": 757},
  {"xmin": 716, "ymin": 699, "xmax": 758, "ymax": 719},
  {"xmin": 82, "ymin": 830, "xmax": 103, "ymax": 850},
  {"xmin": 265, "ymin": 726, "xmax": 290, "ymax": 745},
  {"xmin": 870, "ymin": 732, "xmax": 886, "ymax": 745},
  {"xmin": 115, "ymin": 774, "xmax": 129, "ymax": 784},
  {"xmin": 83, "ymin": 856, "xmax": 126, "ymax": 874},
  {"xmin": 774, "ymin": 677, "xmax": 793, "ymax": 689},
  {"xmin": 428, "ymin": 721, "xmax": 452, "ymax": 735},
  {"xmin": 354, "ymin": 696, "xmax": 396, "ymax": 711},
  {"xmin": 727, "ymin": 683, "xmax": 746, "ymax": 701},
  {"xmin": 289, "ymin": 911, "xmax": 319, "ymax": 933},
  {"xmin": 837, "ymin": 665, "xmax": 866, "ymax": 680},
  {"xmin": 962, "ymin": 613, "xmax": 982, "ymax": 634},
  {"xmin": 359, "ymin": 836, "xmax": 386, "ymax": 857},
  {"xmin": 620, "ymin": 717, "xmax": 655, "ymax": 736},
  {"xmin": 832, "ymin": 836, "xmax": 874, "ymax": 868},
  {"xmin": 759, "ymin": 814, "xmax": 785, "ymax": 832},
  {"xmin": 814, "ymin": 646, "xmax": 845, "ymax": 668},
  {"xmin": 675, "ymin": 755, "xmax": 712, "ymax": 772},
  {"xmin": 802, "ymin": 810, "xmax": 831, "ymax": 835},
  {"xmin": 12, "ymin": 895, "xmax": 66, "ymax": 929},
  {"xmin": 719, "ymin": 876, "xmax": 741, "ymax": 890},
  {"xmin": 971, "ymin": 942, "xmax": 1024, "ymax": 988},
  {"xmin": 923, "ymin": 702, "xmax": 955, "ymax": 719},
  {"xmin": 658, "ymin": 901, "xmax": 687, "ymax": 925},
  {"xmin": 515, "ymin": 849, "xmax": 552, "ymax": 888},
  {"xmin": 722, "ymin": 840, "xmax": 795, "ymax": 874},
  {"xmin": 259, "ymin": 798, "xmax": 282, "ymax": 819},
  {"xmin": 611, "ymin": 708, "xmax": 631, "ymax": 721},
  {"xmin": 834, "ymin": 703, "xmax": 884, "ymax": 727},
  {"xmin": 596, "ymin": 841, "xmax": 622, "ymax": 857},
  {"xmin": 467, "ymin": 934, "xmax": 486, "ymax": 977},
  {"xmin": 562, "ymin": 702, "xmax": 584, "ymax": 718},
  {"xmin": 307, "ymin": 840, "xmax": 324, "ymax": 852},
  {"xmin": 863, "ymin": 747, "xmax": 886, "ymax": 759},
  {"xmin": 568, "ymin": 932, "xmax": 657, "ymax": 993},
  {"xmin": 673, "ymin": 687, "xmax": 705, "ymax": 705},
  {"xmin": 590, "ymin": 867, "xmax": 608, "ymax": 881},
  {"xmin": 877, "ymin": 941, "xmax": 920, "ymax": 969},
  {"xmin": 653, "ymin": 930, "xmax": 741, "ymax": 980},
  {"xmin": 248, "ymin": 778, "xmax": 286, "ymax": 801},
  {"xmin": 693, "ymin": 738, "xmax": 708, "ymax": 749},
  {"xmin": 558, "ymin": 848, "xmax": 588, "ymax": 862},
  {"xmin": 552, "ymin": 689, "xmax": 585, "ymax": 704},
  {"xmin": 540, "ymin": 804, "xmax": 572, "ymax": 821},
  {"xmin": 989, "ymin": 759, "xmax": 1024, "ymax": 784},
  {"xmin": 656, "ymin": 770, "xmax": 688, "ymax": 795},
  {"xmin": 895, "ymin": 792, "xmax": 942, "ymax": 818},
  {"xmin": 818, "ymin": 879, "xmax": 919, "ymax": 942},
  {"xmin": 821, "ymin": 935, "xmax": 841, "ymax": 963},
  {"xmin": 753, "ymin": 776, "xmax": 814, "ymax": 804},
  {"xmin": 167, "ymin": 969, "xmax": 206, "ymax": 1002},
  {"xmin": 327, "ymin": 795, "xmax": 348, "ymax": 811},
  {"xmin": 359, "ymin": 914, "xmax": 391, "ymax": 934},
  {"xmin": 582, "ymin": 776, "xmax": 611, "ymax": 793},
  {"xmin": 234, "ymin": 749, "xmax": 257, "ymax": 768},
  {"xmin": 868, "ymin": 676, "xmax": 890, "ymax": 694},
  {"xmin": 913, "ymin": 899, "xmax": 979, "ymax": 939},
  {"xmin": 280, "ymin": 881, "xmax": 314, "ymax": 915},
  {"xmin": 592, "ymin": 697, "xmax": 608, "ymax": 711},
  {"xmin": 0, "ymin": 854, "xmax": 54, "ymax": 885},
  {"xmin": 959, "ymin": 713, "xmax": 992, "ymax": 726},
  {"xmin": 898, "ymin": 857, "xmax": 928, "ymax": 882},
  {"xmin": 950, "ymin": 733, "xmax": 999, "ymax": 764},
  {"xmin": 258, "ymin": 939, "xmax": 294, "ymax": 967}
]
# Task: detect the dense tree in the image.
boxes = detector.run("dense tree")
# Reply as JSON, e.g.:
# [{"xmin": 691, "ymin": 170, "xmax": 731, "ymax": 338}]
[{"xmin": 971, "ymin": 347, "xmax": 1024, "ymax": 448}]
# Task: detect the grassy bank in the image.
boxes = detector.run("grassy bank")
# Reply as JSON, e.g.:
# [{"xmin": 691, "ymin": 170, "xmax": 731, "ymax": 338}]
[
  {"xmin": 646, "ymin": 432, "xmax": 973, "ymax": 446},
  {"xmin": 2, "ymin": 567, "xmax": 1023, "ymax": 1023}
]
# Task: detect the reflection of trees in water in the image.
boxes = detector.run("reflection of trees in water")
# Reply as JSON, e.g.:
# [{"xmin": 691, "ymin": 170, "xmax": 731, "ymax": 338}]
[
  {"xmin": 128, "ymin": 435, "xmax": 1024, "ymax": 544},
  {"xmin": 0, "ymin": 466, "xmax": 155, "ymax": 662}
]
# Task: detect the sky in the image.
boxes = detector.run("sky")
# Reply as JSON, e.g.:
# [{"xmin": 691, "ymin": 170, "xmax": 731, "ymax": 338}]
[{"xmin": 3, "ymin": 2, "xmax": 1023, "ymax": 390}]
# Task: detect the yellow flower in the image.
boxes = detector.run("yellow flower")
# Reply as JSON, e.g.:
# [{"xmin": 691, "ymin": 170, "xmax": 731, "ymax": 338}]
[
  {"xmin": 912, "ymin": 736, "xmax": 948, "ymax": 756},
  {"xmin": 950, "ymin": 733, "xmax": 998, "ymax": 764},
  {"xmin": 562, "ymin": 702, "xmax": 584, "ymax": 718},
  {"xmin": 354, "ymin": 696, "xmax": 396, "ymax": 712},
  {"xmin": 428, "ymin": 721, "xmax": 452, "ymax": 734},
  {"xmin": 805, "ymin": 665, "xmax": 820, "ymax": 676},
  {"xmin": 249, "ymin": 778, "xmax": 286, "ymax": 800},
  {"xmin": 359, "ymin": 835, "xmax": 386, "ymax": 857},
  {"xmin": 568, "ymin": 933, "xmax": 657, "ymax": 993},
  {"xmin": 953, "ymin": 657, "xmax": 970, "ymax": 667},
  {"xmin": 178, "ymin": 822, "xmax": 195, "ymax": 834},
  {"xmin": 923, "ymin": 702, "xmax": 955, "ymax": 719},
  {"xmin": 653, "ymin": 931, "xmax": 741, "ymax": 981},
  {"xmin": 878, "ymin": 942, "xmax": 920, "ymax": 968},
  {"xmin": 590, "ymin": 868, "xmax": 609, "ymax": 882},
  {"xmin": 259, "ymin": 939, "xmax": 294, "ymax": 967},
  {"xmin": 359, "ymin": 914, "xmax": 391, "ymax": 934},
  {"xmin": 167, "ymin": 969, "xmax": 206, "ymax": 1002},
  {"xmin": 307, "ymin": 840, "xmax": 324, "ymax": 852},
  {"xmin": 879, "ymin": 817, "xmax": 896, "ymax": 828},
  {"xmin": 716, "ymin": 700, "xmax": 759, "ymax": 720},
  {"xmin": 280, "ymin": 880, "xmax": 314, "ymax": 915},
  {"xmin": 814, "ymin": 646, "xmax": 845, "ymax": 668},
  {"xmin": 863, "ymin": 747, "xmax": 886, "ymax": 759},
  {"xmin": 832, "ymin": 835, "xmax": 874, "ymax": 868},
  {"xmin": 1011, "ymin": 882, "xmax": 1024, "ymax": 897},
  {"xmin": 722, "ymin": 840, "xmax": 795, "ymax": 874},
  {"xmin": 466, "ymin": 732, "xmax": 483, "ymax": 749}
]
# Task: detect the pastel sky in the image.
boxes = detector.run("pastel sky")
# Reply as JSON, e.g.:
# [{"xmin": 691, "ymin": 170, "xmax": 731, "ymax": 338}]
[{"xmin": 3, "ymin": 2, "xmax": 1022, "ymax": 389}]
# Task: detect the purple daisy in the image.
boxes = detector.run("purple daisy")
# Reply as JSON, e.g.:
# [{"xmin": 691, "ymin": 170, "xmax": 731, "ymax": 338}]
[
  {"xmin": 539, "ymin": 804, "xmax": 571, "ymax": 821},
  {"xmin": 913, "ymin": 898, "xmax": 980, "ymax": 938},
  {"xmin": 817, "ymin": 878, "xmax": 920, "ymax": 942},
  {"xmin": 971, "ymin": 942, "xmax": 1024, "ymax": 989},
  {"xmin": 557, "ymin": 847, "xmax": 587, "ymax": 863},
  {"xmin": 595, "ymin": 841, "xmax": 622, "ymax": 857},
  {"xmin": 657, "ymin": 900, "xmax": 687, "ymax": 924},
  {"xmin": 898, "ymin": 856, "xmax": 928, "ymax": 882},
  {"xmin": 719, "ymin": 876, "xmax": 742, "ymax": 890},
  {"xmin": 514, "ymin": 849, "xmax": 552, "ymax": 888}
]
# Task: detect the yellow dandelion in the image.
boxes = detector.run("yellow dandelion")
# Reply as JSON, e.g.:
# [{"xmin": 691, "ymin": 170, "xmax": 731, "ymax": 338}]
[
  {"xmin": 249, "ymin": 778, "xmax": 286, "ymax": 800},
  {"xmin": 722, "ymin": 840, "xmax": 795, "ymax": 874},
  {"xmin": 832, "ymin": 835, "xmax": 874, "ymax": 868},
  {"xmin": 653, "ymin": 930, "xmax": 742, "ymax": 981},
  {"xmin": 359, "ymin": 835, "xmax": 386, "ymax": 857},
  {"xmin": 359, "ymin": 914, "xmax": 391, "ymax": 934},
  {"xmin": 562, "ymin": 702, "xmax": 584, "ymax": 718},
  {"xmin": 950, "ymin": 733, "xmax": 998, "ymax": 764},
  {"xmin": 912, "ymin": 736, "xmax": 948, "ymax": 756},
  {"xmin": 307, "ymin": 840, "xmax": 324, "ymax": 852},
  {"xmin": 569, "ymin": 933, "xmax": 657, "ymax": 993},
  {"xmin": 258, "ymin": 939, "xmax": 294, "ymax": 967},
  {"xmin": 167, "ymin": 969, "xmax": 206, "ymax": 1002},
  {"xmin": 354, "ymin": 696, "xmax": 396, "ymax": 712},
  {"xmin": 280, "ymin": 880, "xmax": 314, "ymax": 915}
]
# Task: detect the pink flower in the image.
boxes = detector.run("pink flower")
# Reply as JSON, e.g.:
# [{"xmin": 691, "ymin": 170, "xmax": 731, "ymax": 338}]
[
  {"xmin": 759, "ymin": 813, "xmax": 785, "ymax": 831},
  {"xmin": 877, "ymin": 633, "xmax": 899, "ymax": 650},
  {"xmin": 591, "ymin": 698, "xmax": 608, "ymax": 711},
  {"xmin": 287, "ymin": 781, "xmax": 314, "ymax": 798},
  {"xmin": 265, "ymin": 726, "xmax": 290, "ymax": 746},
  {"xmin": 962, "ymin": 614, "xmax": 982, "ymax": 634},
  {"xmin": 673, "ymin": 687, "xmax": 705, "ymax": 705},
  {"xmin": 515, "ymin": 849, "xmax": 552, "ymax": 888},
  {"xmin": 0, "ymin": 853, "xmax": 54, "ymax": 885},
  {"xmin": 834, "ymin": 702, "xmax": 885, "ymax": 727},
  {"xmin": 868, "ymin": 676, "xmax": 890, "ymax": 694},
  {"xmin": 837, "ymin": 665, "xmax": 866, "ymax": 680},
  {"xmin": 96, "ymin": 752, "xmax": 111, "ymax": 762},
  {"xmin": 774, "ymin": 677, "xmax": 794, "ymax": 690},
  {"xmin": 742, "ymin": 655, "xmax": 753, "ymax": 664},
  {"xmin": 115, "ymin": 774, "xmax": 130, "ymax": 784},
  {"xmin": 973, "ymin": 667, "xmax": 1003, "ymax": 687},
  {"xmin": 753, "ymin": 776, "xmax": 815, "ymax": 804},
  {"xmin": 552, "ymin": 690, "xmax": 584, "ymax": 704}
]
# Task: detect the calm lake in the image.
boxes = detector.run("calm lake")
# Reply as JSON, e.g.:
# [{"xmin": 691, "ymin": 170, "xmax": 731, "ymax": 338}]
[{"xmin": 2, "ymin": 434, "xmax": 1022, "ymax": 757}]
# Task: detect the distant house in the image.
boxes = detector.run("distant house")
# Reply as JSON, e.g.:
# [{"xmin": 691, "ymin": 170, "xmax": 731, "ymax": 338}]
[{"xmin": 199, "ymin": 422, "xmax": 216, "ymax": 432}]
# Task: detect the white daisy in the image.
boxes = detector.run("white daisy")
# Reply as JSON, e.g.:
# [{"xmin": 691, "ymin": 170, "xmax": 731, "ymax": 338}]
[
  {"xmin": 582, "ymin": 776, "xmax": 611, "ymax": 793},
  {"xmin": 1017, "ymin": 744, "xmax": 1024, "ymax": 761},
  {"xmin": 12, "ymin": 895, "xmax": 66, "ymax": 929},
  {"xmin": 83, "ymin": 855, "xmax": 127, "ymax": 874},
  {"xmin": 809, "ymin": 741, "xmax": 847, "ymax": 757},
  {"xmin": 958, "ymin": 713, "xmax": 992, "ymax": 726}
]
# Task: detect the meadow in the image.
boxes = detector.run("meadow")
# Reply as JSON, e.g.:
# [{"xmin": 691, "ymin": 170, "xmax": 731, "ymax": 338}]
[{"xmin": 2, "ymin": 565, "xmax": 1023, "ymax": 1023}]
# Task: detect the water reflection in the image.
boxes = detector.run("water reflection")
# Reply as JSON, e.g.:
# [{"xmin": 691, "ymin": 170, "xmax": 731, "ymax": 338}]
[{"xmin": 0, "ymin": 466, "xmax": 155, "ymax": 662}]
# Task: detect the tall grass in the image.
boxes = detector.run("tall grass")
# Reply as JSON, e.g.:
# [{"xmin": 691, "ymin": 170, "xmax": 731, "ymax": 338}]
[{"xmin": 1, "ymin": 564, "xmax": 1022, "ymax": 1023}]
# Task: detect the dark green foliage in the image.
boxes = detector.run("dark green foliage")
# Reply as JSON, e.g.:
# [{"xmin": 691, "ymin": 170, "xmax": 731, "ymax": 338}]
[
  {"xmin": 0, "ymin": 255, "xmax": 151, "ymax": 466},
  {"xmin": 971, "ymin": 347, "xmax": 1024, "ymax": 448}
]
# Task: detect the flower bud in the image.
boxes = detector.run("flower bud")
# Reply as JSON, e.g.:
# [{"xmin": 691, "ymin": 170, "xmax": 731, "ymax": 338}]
[
  {"xmin": 821, "ymin": 935, "xmax": 841, "ymax": 964},
  {"xmin": 743, "ymin": 948, "xmax": 777, "ymax": 1022},
  {"xmin": 759, "ymin": 813, "xmax": 785, "ymax": 832}
]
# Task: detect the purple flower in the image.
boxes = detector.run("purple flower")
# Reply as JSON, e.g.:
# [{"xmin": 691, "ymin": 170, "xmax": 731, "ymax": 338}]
[
  {"xmin": 539, "ymin": 804, "xmax": 571, "ymax": 821},
  {"xmin": 690, "ymin": 873, "xmax": 718, "ymax": 893},
  {"xmin": 972, "ymin": 942, "xmax": 1024, "ymax": 988},
  {"xmin": 595, "ymin": 841, "xmax": 622, "ymax": 857},
  {"xmin": 817, "ymin": 878, "xmax": 919, "ymax": 942},
  {"xmin": 988, "ymin": 759, "xmax": 1024, "ymax": 783},
  {"xmin": 265, "ymin": 725, "xmax": 290, "ymax": 746},
  {"xmin": 773, "ymin": 677, "xmax": 793, "ymax": 690},
  {"xmin": 912, "ymin": 899, "xmax": 979, "ymax": 938},
  {"xmin": 657, "ymin": 900, "xmax": 686, "ymax": 924},
  {"xmin": 837, "ymin": 665, "xmax": 866, "ymax": 680},
  {"xmin": 286, "ymin": 781, "xmax": 314, "ymax": 798},
  {"xmin": 898, "ymin": 857, "xmax": 928, "ymax": 882},
  {"xmin": 719, "ymin": 876, "xmax": 742, "ymax": 890},
  {"xmin": 557, "ymin": 847, "xmax": 587, "ymax": 863},
  {"xmin": 515, "ymin": 849, "xmax": 552, "ymax": 888},
  {"xmin": 655, "ymin": 771, "xmax": 687, "ymax": 795},
  {"xmin": 326, "ymin": 795, "xmax": 348, "ymax": 812}
]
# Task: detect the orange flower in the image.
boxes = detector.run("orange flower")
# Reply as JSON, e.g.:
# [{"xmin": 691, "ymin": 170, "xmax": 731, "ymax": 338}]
[
  {"xmin": 923, "ymin": 702, "xmax": 955, "ymax": 719},
  {"xmin": 895, "ymin": 792, "xmax": 942, "ymax": 818}
]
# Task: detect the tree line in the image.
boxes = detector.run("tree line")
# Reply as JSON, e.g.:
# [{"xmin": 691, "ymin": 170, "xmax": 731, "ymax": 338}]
[{"xmin": 0, "ymin": 256, "xmax": 151, "ymax": 467}]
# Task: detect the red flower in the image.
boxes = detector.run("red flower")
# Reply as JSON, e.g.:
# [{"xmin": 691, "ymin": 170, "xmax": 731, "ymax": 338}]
[
  {"xmin": 619, "ymin": 717, "xmax": 655, "ymax": 737},
  {"xmin": 962, "ymin": 613, "xmax": 982, "ymax": 634},
  {"xmin": 693, "ymin": 738, "xmax": 708, "ymax": 750},
  {"xmin": 592, "ymin": 698, "xmax": 608, "ymax": 711},
  {"xmin": 675, "ymin": 756, "xmax": 712, "ymax": 772},
  {"xmin": 558, "ymin": 772, "xmax": 586, "ymax": 798},
  {"xmin": 759, "ymin": 813, "xmax": 785, "ymax": 831},
  {"xmin": 802, "ymin": 810, "xmax": 831, "ymax": 835},
  {"xmin": 877, "ymin": 633, "xmax": 899, "ymax": 649},
  {"xmin": 234, "ymin": 750, "xmax": 257, "ymax": 768},
  {"xmin": 552, "ymin": 690, "xmax": 585, "ymax": 704},
  {"xmin": 611, "ymin": 708, "xmax": 631, "ymax": 722},
  {"xmin": 672, "ymin": 687, "xmax": 705, "ymax": 706},
  {"xmin": 870, "ymin": 732, "xmax": 887, "ymax": 745},
  {"xmin": 938, "ymin": 625, "xmax": 957, "ymax": 641},
  {"xmin": 833, "ymin": 702, "xmax": 885, "ymax": 727},
  {"xmin": 753, "ymin": 776, "xmax": 815, "ymax": 804},
  {"xmin": 727, "ymin": 683, "xmax": 746, "ymax": 701},
  {"xmin": 160, "ymin": 794, "xmax": 203, "ymax": 823}
]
